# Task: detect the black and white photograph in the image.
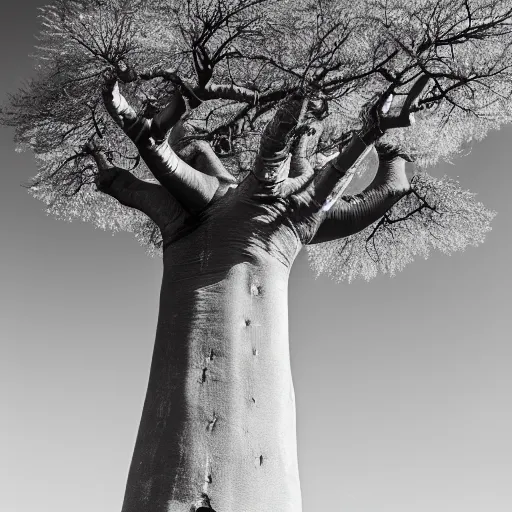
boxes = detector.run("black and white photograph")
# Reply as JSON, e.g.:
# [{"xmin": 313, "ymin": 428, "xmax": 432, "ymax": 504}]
[{"xmin": 2, "ymin": 1, "xmax": 511, "ymax": 511}]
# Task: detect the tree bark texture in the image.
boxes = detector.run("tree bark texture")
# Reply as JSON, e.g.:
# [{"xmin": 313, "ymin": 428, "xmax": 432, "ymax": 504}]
[
  {"xmin": 97, "ymin": 79, "xmax": 421, "ymax": 512},
  {"xmin": 98, "ymin": 149, "xmax": 411, "ymax": 512},
  {"xmin": 121, "ymin": 180, "xmax": 303, "ymax": 512}
]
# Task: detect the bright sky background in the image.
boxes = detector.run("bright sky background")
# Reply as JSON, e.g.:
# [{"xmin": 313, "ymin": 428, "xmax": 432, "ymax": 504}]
[{"xmin": 1, "ymin": 2, "xmax": 512, "ymax": 512}]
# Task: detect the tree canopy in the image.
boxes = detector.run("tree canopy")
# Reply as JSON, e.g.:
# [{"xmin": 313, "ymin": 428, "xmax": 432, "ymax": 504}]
[{"xmin": 2, "ymin": 0, "xmax": 506, "ymax": 279}]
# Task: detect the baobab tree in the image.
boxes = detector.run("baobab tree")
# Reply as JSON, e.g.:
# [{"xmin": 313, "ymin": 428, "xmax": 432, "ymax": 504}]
[{"xmin": 1, "ymin": 0, "xmax": 509, "ymax": 511}]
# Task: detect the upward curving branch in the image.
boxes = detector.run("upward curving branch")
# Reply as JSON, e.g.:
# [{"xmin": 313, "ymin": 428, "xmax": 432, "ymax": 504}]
[
  {"xmin": 5, "ymin": 0, "xmax": 505, "ymax": 263},
  {"xmin": 308, "ymin": 149, "xmax": 411, "ymax": 244},
  {"xmin": 102, "ymin": 79, "xmax": 221, "ymax": 214},
  {"xmin": 88, "ymin": 146, "xmax": 188, "ymax": 242},
  {"xmin": 298, "ymin": 75, "xmax": 430, "ymax": 213},
  {"xmin": 252, "ymin": 95, "xmax": 310, "ymax": 183}
]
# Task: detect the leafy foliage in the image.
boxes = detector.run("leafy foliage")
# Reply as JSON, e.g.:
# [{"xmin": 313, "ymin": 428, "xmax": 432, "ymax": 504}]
[
  {"xmin": 307, "ymin": 171, "xmax": 496, "ymax": 281},
  {"xmin": 1, "ymin": 0, "xmax": 507, "ymax": 275}
]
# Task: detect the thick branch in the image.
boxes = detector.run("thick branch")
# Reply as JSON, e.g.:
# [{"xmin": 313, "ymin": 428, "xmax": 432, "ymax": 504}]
[
  {"xmin": 91, "ymin": 150, "xmax": 187, "ymax": 239},
  {"xmin": 202, "ymin": 84, "xmax": 292, "ymax": 105},
  {"xmin": 202, "ymin": 83, "xmax": 260, "ymax": 104},
  {"xmin": 295, "ymin": 131, "xmax": 376, "ymax": 213},
  {"xmin": 136, "ymin": 140, "xmax": 219, "ymax": 213},
  {"xmin": 252, "ymin": 95, "xmax": 307, "ymax": 183},
  {"xmin": 365, "ymin": 188, "xmax": 437, "ymax": 243},
  {"xmin": 298, "ymin": 75, "xmax": 429, "ymax": 210},
  {"xmin": 308, "ymin": 155, "xmax": 410, "ymax": 244},
  {"xmin": 103, "ymin": 81, "xmax": 220, "ymax": 214},
  {"xmin": 278, "ymin": 121, "xmax": 323, "ymax": 197},
  {"xmin": 172, "ymin": 135, "xmax": 237, "ymax": 185},
  {"xmin": 139, "ymin": 68, "xmax": 290, "ymax": 105}
]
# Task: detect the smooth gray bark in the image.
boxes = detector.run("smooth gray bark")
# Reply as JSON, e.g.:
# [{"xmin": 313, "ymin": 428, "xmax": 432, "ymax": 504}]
[
  {"xmin": 121, "ymin": 180, "xmax": 303, "ymax": 512},
  {"xmin": 98, "ymin": 154, "xmax": 410, "ymax": 512},
  {"xmin": 97, "ymin": 80, "xmax": 423, "ymax": 512}
]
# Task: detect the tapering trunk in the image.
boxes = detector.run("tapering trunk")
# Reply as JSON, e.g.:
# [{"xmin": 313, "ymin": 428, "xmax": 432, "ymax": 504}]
[{"xmin": 121, "ymin": 195, "xmax": 302, "ymax": 512}]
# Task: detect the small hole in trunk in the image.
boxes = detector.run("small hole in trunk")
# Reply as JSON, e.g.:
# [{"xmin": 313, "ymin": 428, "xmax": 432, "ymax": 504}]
[
  {"xmin": 206, "ymin": 414, "xmax": 217, "ymax": 432},
  {"xmin": 250, "ymin": 284, "xmax": 262, "ymax": 296}
]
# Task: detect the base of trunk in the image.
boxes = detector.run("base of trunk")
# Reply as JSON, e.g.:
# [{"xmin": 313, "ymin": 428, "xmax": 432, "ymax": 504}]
[{"xmin": 165, "ymin": 492, "xmax": 216, "ymax": 512}]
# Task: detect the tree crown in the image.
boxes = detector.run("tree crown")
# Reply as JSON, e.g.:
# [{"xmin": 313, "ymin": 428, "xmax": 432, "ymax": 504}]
[{"xmin": 1, "ymin": 0, "xmax": 504, "ymax": 279}]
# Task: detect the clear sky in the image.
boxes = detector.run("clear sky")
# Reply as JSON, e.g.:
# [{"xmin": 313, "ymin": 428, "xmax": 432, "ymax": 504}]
[{"xmin": 1, "ymin": 2, "xmax": 511, "ymax": 512}]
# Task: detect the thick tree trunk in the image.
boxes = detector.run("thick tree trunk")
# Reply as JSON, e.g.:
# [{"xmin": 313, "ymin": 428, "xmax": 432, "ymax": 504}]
[
  {"xmin": 95, "ymin": 71, "xmax": 425, "ymax": 512},
  {"xmin": 121, "ymin": 193, "xmax": 302, "ymax": 512}
]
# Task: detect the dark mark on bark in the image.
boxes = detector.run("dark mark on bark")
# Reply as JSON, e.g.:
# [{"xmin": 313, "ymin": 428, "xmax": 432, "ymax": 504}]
[
  {"xmin": 207, "ymin": 474, "xmax": 213, "ymax": 484},
  {"xmin": 209, "ymin": 349, "xmax": 215, "ymax": 361},
  {"xmin": 250, "ymin": 284, "xmax": 262, "ymax": 296},
  {"xmin": 259, "ymin": 454, "xmax": 264, "ymax": 466},
  {"xmin": 207, "ymin": 414, "xmax": 218, "ymax": 432},
  {"xmin": 253, "ymin": 348, "xmax": 258, "ymax": 356},
  {"xmin": 251, "ymin": 397, "xmax": 256, "ymax": 404},
  {"xmin": 245, "ymin": 319, "xmax": 252, "ymax": 326},
  {"xmin": 201, "ymin": 368, "xmax": 208, "ymax": 383}
]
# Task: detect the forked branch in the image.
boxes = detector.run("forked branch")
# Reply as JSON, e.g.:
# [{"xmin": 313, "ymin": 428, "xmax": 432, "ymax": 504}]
[
  {"xmin": 298, "ymin": 75, "xmax": 429, "ymax": 214},
  {"xmin": 365, "ymin": 189, "xmax": 437, "ymax": 244},
  {"xmin": 102, "ymin": 77, "xmax": 221, "ymax": 214}
]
